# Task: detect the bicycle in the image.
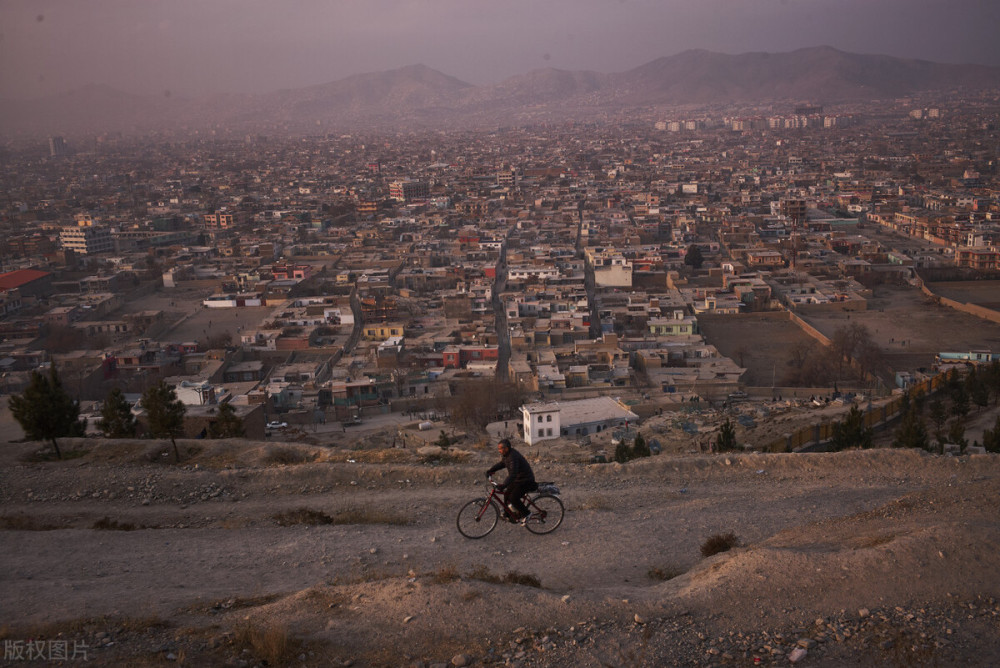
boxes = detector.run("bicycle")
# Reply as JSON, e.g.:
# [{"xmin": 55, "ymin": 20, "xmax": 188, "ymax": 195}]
[{"xmin": 456, "ymin": 476, "xmax": 564, "ymax": 538}]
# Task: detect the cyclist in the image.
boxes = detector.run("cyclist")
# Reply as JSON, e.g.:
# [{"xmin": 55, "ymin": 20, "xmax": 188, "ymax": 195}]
[{"xmin": 486, "ymin": 438, "xmax": 538, "ymax": 523}]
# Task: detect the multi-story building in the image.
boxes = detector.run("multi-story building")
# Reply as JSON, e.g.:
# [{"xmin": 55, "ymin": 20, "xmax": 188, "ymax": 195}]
[
  {"xmin": 60, "ymin": 225, "xmax": 114, "ymax": 255},
  {"xmin": 204, "ymin": 211, "xmax": 247, "ymax": 229},
  {"xmin": 389, "ymin": 180, "xmax": 429, "ymax": 203}
]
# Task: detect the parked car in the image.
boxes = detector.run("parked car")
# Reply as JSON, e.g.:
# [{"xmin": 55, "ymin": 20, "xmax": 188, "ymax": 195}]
[{"xmin": 267, "ymin": 421, "xmax": 288, "ymax": 429}]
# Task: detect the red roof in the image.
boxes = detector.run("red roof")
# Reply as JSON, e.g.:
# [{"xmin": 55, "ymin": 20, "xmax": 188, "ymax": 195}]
[{"xmin": 0, "ymin": 269, "xmax": 51, "ymax": 291}]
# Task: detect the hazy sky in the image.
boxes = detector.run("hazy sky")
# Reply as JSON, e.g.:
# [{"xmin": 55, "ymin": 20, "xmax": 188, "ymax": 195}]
[{"xmin": 2, "ymin": 0, "xmax": 999, "ymax": 99}]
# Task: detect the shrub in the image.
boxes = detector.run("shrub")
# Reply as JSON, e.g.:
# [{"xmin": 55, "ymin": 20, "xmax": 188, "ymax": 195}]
[
  {"xmin": 614, "ymin": 432, "xmax": 652, "ymax": 463},
  {"xmin": 648, "ymin": 565, "xmax": 685, "ymax": 581},
  {"xmin": 466, "ymin": 566, "xmax": 541, "ymax": 588},
  {"xmin": 502, "ymin": 571, "xmax": 542, "ymax": 588},
  {"xmin": 273, "ymin": 507, "xmax": 409, "ymax": 526},
  {"xmin": 432, "ymin": 564, "xmax": 460, "ymax": 584},
  {"xmin": 233, "ymin": 622, "xmax": 299, "ymax": 666},
  {"xmin": 263, "ymin": 447, "xmax": 313, "ymax": 465},
  {"xmin": 273, "ymin": 508, "xmax": 333, "ymax": 526},
  {"xmin": 92, "ymin": 517, "xmax": 140, "ymax": 531},
  {"xmin": 700, "ymin": 532, "xmax": 739, "ymax": 558},
  {"xmin": 613, "ymin": 440, "xmax": 632, "ymax": 463},
  {"xmin": 0, "ymin": 514, "xmax": 62, "ymax": 530},
  {"xmin": 632, "ymin": 432, "xmax": 650, "ymax": 458},
  {"xmin": 715, "ymin": 419, "xmax": 737, "ymax": 452}
]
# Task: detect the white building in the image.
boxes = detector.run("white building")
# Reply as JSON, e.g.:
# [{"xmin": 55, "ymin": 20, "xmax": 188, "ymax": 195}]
[{"xmin": 521, "ymin": 396, "xmax": 639, "ymax": 445}]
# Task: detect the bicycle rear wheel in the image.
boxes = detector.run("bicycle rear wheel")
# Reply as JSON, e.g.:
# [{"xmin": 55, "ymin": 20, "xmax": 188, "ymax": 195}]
[
  {"xmin": 456, "ymin": 498, "xmax": 499, "ymax": 539},
  {"xmin": 524, "ymin": 494, "xmax": 564, "ymax": 534}
]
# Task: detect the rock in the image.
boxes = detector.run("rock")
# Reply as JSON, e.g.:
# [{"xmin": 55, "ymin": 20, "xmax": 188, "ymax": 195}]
[
  {"xmin": 788, "ymin": 647, "xmax": 807, "ymax": 663},
  {"xmin": 451, "ymin": 654, "xmax": 471, "ymax": 666},
  {"xmin": 858, "ymin": 608, "xmax": 870, "ymax": 618},
  {"xmin": 797, "ymin": 638, "xmax": 817, "ymax": 648},
  {"xmin": 403, "ymin": 615, "xmax": 415, "ymax": 624},
  {"xmin": 634, "ymin": 614, "xmax": 646, "ymax": 624}
]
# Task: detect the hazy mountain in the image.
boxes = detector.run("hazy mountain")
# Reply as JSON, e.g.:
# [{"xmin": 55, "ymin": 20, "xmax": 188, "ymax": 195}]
[
  {"xmin": 613, "ymin": 46, "xmax": 1000, "ymax": 104},
  {"xmin": 3, "ymin": 48, "xmax": 999, "ymax": 138}
]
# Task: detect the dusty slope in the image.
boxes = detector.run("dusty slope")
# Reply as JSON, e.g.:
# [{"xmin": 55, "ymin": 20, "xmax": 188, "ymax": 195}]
[{"xmin": 1, "ymin": 440, "xmax": 999, "ymax": 667}]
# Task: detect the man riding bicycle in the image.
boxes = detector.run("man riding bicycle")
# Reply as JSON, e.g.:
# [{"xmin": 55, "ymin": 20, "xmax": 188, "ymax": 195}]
[{"xmin": 486, "ymin": 438, "xmax": 538, "ymax": 523}]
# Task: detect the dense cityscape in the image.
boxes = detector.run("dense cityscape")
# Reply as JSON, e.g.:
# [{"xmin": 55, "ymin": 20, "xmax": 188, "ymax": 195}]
[
  {"xmin": 2, "ymin": 92, "xmax": 999, "ymax": 445},
  {"xmin": 4, "ymin": 86, "xmax": 1000, "ymax": 667}
]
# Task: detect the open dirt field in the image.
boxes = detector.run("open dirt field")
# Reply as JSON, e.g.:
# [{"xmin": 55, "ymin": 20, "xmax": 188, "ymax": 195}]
[
  {"xmin": 703, "ymin": 284, "xmax": 1000, "ymax": 387},
  {"xmin": 2, "ymin": 438, "xmax": 999, "ymax": 667},
  {"xmin": 803, "ymin": 284, "xmax": 1000, "ymax": 373},
  {"xmin": 697, "ymin": 313, "xmax": 816, "ymax": 387},
  {"xmin": 926, "ymin": 280, "xmax": 1000, "ymax": 311}
]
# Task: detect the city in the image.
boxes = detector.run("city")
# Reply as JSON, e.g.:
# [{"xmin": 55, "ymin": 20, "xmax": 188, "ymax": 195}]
[{"xmin": 3, "ymin": 1, "xmax": 1000, "ymax": 664}]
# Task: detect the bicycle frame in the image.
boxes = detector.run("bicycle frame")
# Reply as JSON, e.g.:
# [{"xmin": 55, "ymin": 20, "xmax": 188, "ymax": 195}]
[
  {"xmin": 480, "ymin": 478, "xmax": 524, "ymax": 522},
  {"xmin": 458, "ymin": 476, "xmax": 564, "ymax": 538}
]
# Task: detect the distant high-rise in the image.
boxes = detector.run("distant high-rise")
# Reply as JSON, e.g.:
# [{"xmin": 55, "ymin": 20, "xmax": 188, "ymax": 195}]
[
  {"xmin": 389, "ymin": 180, "xmax": 429, "ymax": 203},
  {"xmin": 48, "ymin": 136, "xmax": 68, "ymax": 156}
]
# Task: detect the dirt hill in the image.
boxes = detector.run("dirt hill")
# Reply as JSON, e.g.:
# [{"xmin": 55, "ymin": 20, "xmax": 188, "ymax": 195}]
[{"xmin": 2, "ymin": 438, "xmax": 999, "ymax": 666}]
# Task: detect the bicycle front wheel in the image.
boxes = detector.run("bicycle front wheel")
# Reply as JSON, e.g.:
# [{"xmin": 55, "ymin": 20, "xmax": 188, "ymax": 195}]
[
  {"xmin": 456, "ymin": 498, "xmax": 499, "ymax": 539},
  {"xmin": 524, "ymin": 494, "xmax": 564, "ymax": 534}
]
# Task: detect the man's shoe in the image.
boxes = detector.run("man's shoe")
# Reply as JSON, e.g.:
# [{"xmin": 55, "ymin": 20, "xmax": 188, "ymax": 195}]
[{"xmin": 519, "ymin": 512, "xmax": 538, "ymax": 526}]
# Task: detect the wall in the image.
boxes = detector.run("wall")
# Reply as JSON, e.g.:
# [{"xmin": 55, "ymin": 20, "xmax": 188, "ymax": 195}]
[{"xmin": 919, "ymin": 283, "xmax": 1000, "ymax": 325}]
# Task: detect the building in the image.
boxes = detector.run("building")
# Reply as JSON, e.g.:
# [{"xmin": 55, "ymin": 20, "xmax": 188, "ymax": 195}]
[
  {"xmin": 59, "ymin": 225, "xmax": 114, "ymax": 255},
  {"xmin": 204, "ymin": 211, "xmax": 247, "ymax": 229},
  {"xmin": 0, "ymin": 269, "xmax": 53, "ymax": 298},
  {"xmin": 389, "ymin": 180, "xmax": 429, "ymax": 203},
  {"xmin": 521, "ymin": 396, "xmax": 638, "ymax": 445},
  {"xmin": 48, "ymin": 136, "xmax": 68, "ymax": 156}
]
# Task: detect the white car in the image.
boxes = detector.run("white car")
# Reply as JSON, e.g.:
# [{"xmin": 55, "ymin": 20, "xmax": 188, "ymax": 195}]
[{"xmin": 267, "ymin": 421, "xmax": 288, "ymax": 429}]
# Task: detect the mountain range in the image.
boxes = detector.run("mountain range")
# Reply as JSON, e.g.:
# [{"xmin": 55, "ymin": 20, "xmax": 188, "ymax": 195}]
[{"xmin": 3, "ymin": 47, "xmax": 999, "ymax": 138}]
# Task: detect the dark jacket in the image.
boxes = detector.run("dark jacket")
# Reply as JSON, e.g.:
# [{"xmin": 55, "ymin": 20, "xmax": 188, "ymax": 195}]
[{"xmin": 487, "ymin": 447, "xmax": 536, "ymax": 489}]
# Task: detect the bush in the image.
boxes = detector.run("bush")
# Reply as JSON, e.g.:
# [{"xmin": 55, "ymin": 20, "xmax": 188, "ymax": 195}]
[
  {"xmin": 273, "ymin": 508, "xmax": 333, "ymax": 526},
  {"xmin": 613, "ymin": 440, "xmax": 632, "ymax": 463},
  {"xmin": 632, "ymin": 432, "xmax": 650, "ymax": 458},
  {"xmin": 92, "ymin": 517, "xmax": 141, "ymax": 531},
  {"xmin": 613, "ymin": 432, "xmax": 652, "ymax": 463},
  {"xmin": 233, "ymin": 623, "xmax": 299, "ymax": 666},
  {"xmin": 648, "ymin": 565, "xmax": 685, "ymax": 581},
  {"xmin": 715, "ymin": 419, "xmax": 737, "ymax": 452},
  {"xmin": 700, "ymin": 532, "xmax": 739, "ymax": 558}
]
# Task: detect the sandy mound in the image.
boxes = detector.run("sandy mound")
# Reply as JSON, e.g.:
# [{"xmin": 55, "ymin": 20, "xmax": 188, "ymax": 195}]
[{"xmin": 2, "ymin": 439, "xmax": 999, "ymax": 666}]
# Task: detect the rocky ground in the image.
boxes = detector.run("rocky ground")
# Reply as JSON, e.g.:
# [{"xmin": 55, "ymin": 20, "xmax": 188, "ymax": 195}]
[{"xmin": 2, "ymin": 435, "xmax": 1000, "ymax": 667}]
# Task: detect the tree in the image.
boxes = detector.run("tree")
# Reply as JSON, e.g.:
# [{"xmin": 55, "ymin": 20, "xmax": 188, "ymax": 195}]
[
  {"xmin": 928, "ymin": 398, "xmax": 948, "ymax": 445},
  {"xmin": 141, "ymin": 381, "xmax": 187, "ymax": 462},
  {"xmin": 613, "ymin": 440, "xmax": 632, "ymax": 463},
  {"xmin": 8, "ymin": 366, "xmax": 86, "ymax": 459},
  {"xmin": 208, "ymin": 402, "xmax": 244, "ymax": 438},
  {"xmin": 982, "ymin": 416, "xmax": 1000, "ymax": 454},
  {"xmin": 684, "ymin": 244, "xmax": 704, "ymax": 270},
  {"xmin": 632, "ymin": 432, "xmax": 650, "ymax": 458},
  {"xmin": 892, "ymin": 407, "xmax": 929, "ymax": 450},
  {"xmin": 985, "ymin": 360, "xmax": 1000, "ymax": 405},
  {"xmin": 968, "ymin": 372, "xmax": 990, "ymax": 412},
  {"xmin": 97, "ymin": 387, "xmax": 137, "ymax": 438},
  {"xmin": 435, "ymin": 430, "xmax": 451, "ymax": 448},
  {"xmin": 830, "ymin": 405, "xmax": 873, "ymax": 451},
  {"xmin": 715, "ymin": 419, "xmax": 737, "ymax": 452},
  {"xmin": 950, "ymin": 383, "xmax": 970, "ymax": 419},
  {"xmin": 947, "ymin": 419, "xmax": 968, "ymax": 453}
]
